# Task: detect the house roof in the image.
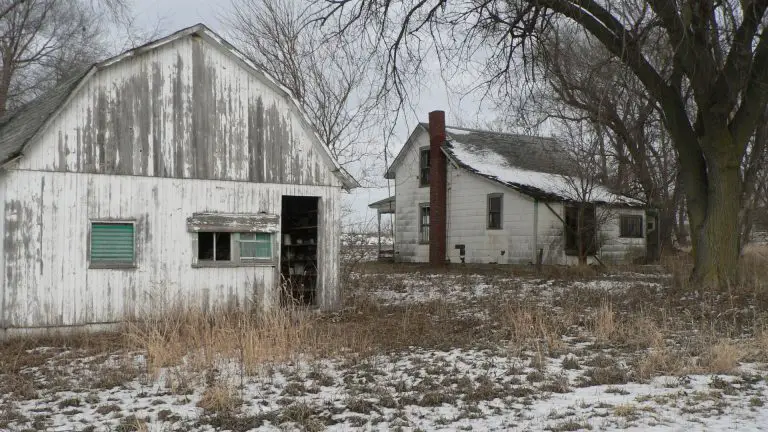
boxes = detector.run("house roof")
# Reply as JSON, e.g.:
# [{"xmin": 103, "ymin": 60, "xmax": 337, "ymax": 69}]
[
  {"xmin": 386, "ymin": 123, "xmax": 644, "ymax": 206},
  {"xmin": 368, "ymin": 195, "xmax": 395, "ymax": 213},
  {"xmin": 0, "ymin": 24, "xmax": 358, "ymax": 190},
  {"xmin": 0, "ymin": 70, "xmax": 89, "ymax": 167}
]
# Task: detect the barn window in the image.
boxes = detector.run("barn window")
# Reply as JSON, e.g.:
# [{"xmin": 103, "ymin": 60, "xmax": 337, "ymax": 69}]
[
  {"xmin": 419, "ymin": 203, "xmax": 430, "ymax": 243},
  {"xmin": 564, "ymin": 204, "xmax": 597, "ymax": 256},
  {"xmin": 198, "ymin": 232, "xmax": 232, "ymax": 261},
  {"xmin": 239, "ymin": 233, "xmax": 272, "ymax": 260},
  {"xmin": 89, "ymin": 222, "xmax": 135, "ymax": 268},
  {"xmin": 196, "ymin": 232, "xmax": 274, "ymax": 266},
  {"xmin": 487, "ymin": 193, "xmax": 503, "ymax": 229},
  {"xmin": 620, "ymin": 215, "xmax": 644, "ymax": 238},
  {"xmin": 419, "ymin": 148, "xmax": 431, "ymax": 187}
]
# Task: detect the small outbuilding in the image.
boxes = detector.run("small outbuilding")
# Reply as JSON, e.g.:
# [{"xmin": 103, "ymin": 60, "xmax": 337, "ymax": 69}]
[
  {"xmin": 376, "ymin": 111, "xmax": 657, "ymax": 266},
  {"xmin": 0, "ymin": 24, "xmax": 357, "ymax": 338}
]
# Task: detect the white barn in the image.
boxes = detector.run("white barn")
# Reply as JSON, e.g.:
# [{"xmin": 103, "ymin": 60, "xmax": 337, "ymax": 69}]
[
  {"xmin": 0, "ymin": 24, "xmax": 357, "ymax": 338},
  {"xmin": 373, "ymin": 111, "xmax": 656, "ymax": 266}
]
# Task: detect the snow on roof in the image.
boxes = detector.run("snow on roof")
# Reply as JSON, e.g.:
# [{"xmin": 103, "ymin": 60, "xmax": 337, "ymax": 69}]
[{"xmin": 443, "ymin": 127, "xmax": 644, "ymax": 206}]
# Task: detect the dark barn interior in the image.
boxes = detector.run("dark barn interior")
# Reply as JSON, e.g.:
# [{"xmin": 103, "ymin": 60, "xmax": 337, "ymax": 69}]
[{"xmin": 280, "ymin": 196, "xmax": 319, "ymax": 305}]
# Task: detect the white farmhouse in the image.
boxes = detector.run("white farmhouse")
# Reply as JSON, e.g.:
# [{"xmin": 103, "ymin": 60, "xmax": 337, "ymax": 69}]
[
  {"xmin": 0, "ymin": 24, "xmax": 357, "ymax": 338},
  {"xmin": 371, "ymin": 111, "xmax": 656, "ymax": 266}
]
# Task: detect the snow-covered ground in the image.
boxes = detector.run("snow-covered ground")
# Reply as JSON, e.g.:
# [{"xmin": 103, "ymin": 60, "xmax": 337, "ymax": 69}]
[{"xmin": 1, "ymin": 268, "xmax": 767, "ymax": 431}]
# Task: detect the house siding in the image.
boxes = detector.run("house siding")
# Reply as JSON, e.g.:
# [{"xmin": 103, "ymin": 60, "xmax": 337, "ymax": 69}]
[
  {"xmin": 1, "ymin": 170, "xmax": 340, "ymax": 330},
  {"xmin": 391, "ymin": 133, "xmax": 647, "ymax": 266},
  {"xmin": 446, "ymin": 165, "xmax": 538, "ymax": 264},
  {"xmin": 598, "ymin": 208, "xmax": 647, "ymax": 264},
  {"xmin": 393, "ymin": 129, "xmax": 431, "ymax": 262}
]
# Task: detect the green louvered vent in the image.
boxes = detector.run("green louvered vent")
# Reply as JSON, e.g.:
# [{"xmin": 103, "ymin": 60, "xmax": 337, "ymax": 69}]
[{"xmin": 91, "ymin": 223, "xmax": 135, "ymax": 265}]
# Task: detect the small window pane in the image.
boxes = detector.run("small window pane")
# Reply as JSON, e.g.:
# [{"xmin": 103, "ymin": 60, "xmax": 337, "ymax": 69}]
[
  {"xmin": 199, "ymin": 232, "xmax": 215, "ymax": 260},
  {"xmin": 419, "ymin": 204, "xmax": 430, "ymax": 243},
  {"xmin": 198, "ymin": 232, "xmax": 231, "ymax": 261},
  {"xmin": 420, "ymin": 149, "xmax": 431, "ymax": 186},
  {"xmin": 620, "ymin": 215, "xmax": 643, "ymax": 238},
  {"xmin": 255, "ymin": 242, "xmax": 271, "ymax": 258},
  {"xmin": 240, "ymin": 233, "xmax": 272, "ymax": 259},
  {"xmin": 215, "ymin": 233, "xmax": 231, "ymax": 260},
  {"xmin": 488, "ymin": 195, "xmax": 502, "ymax": 229}
]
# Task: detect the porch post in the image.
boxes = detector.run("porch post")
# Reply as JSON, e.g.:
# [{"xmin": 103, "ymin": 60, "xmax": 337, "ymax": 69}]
[{"xmin": 377, "ymin": 211, "xmax": 382, "ymax": 258}]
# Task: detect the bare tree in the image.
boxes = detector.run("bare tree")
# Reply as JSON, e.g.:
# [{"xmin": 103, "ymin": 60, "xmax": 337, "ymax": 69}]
[
  {"xmin": 319, "ymin": 0, "xmax": 768, "ymax": 288},
  {"xmin": 226, "ymin": 0, "xmax": 387, "ymax": 181},
  {"xmin": 516, "ymin": 30, "xmax": 682, "ymax": 251},
  {"xmin": 555, "ymin": 121, "xmax": 617, "ymax": 265},
  {"xmin": 0, "ymin": 0, "xmax": 140, "ymax": 115}
]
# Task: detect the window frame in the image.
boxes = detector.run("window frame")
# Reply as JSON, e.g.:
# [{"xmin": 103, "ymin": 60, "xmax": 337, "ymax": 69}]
[
  {"xmin": 487, "ymin": 193, "xmax": 503, "ymax": 230},
  {"xmin": 193, "ymin": 232, "xmax": 276, "ymax": 268},
  {"xmin": 88, "ymin": 219, "xmax": 137, "ymax": 270},
  {"xmin": 619, "ymin": 214, "xmax": 644, "ymax": 238},
  {"xmin": 419, "ymin": 147, "xmax": 431, "ymax": 187},
  {"xmin": 419, "ymin": 203, "xmax": 430, "ymax": 244}
]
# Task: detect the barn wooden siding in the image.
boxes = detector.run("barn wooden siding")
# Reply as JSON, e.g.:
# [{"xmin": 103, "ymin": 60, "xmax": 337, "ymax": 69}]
[
  {"xmin": 18, "ymin": 36, "xmax": 338, "ymax": 187},
  {"xmin": 0, "ymin": 33, "xmax": 343, "ymax": 332}
]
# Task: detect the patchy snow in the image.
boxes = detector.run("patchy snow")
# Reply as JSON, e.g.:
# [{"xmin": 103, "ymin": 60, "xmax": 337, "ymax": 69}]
[
  {"xmin": 445, "ymin": 127, "xmax": 475, "ymax": 136},
  {"xmin": 4, "ymin": 347, "xmax": 767, "ymax": 431},
  {"xmin": 446, "ymin": 136, "xmax": 643, "ymax": 205},
  {"xmin": 3, "ymin": 269, "xmax": 767, "ymax": 431}
]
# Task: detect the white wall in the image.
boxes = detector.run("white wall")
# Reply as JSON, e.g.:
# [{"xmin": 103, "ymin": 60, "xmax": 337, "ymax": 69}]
[
  {"xmin": 393, "ymin": 128, "xmax": 431, "ymax": 262},
  {"xmin": 598, "ymin": 207, "xmax": 647, "ymax": 264},
  {"xmin": 446, "ymin": 166, "xmax": 538, "ymax": 264},
  {"xmin": 0, "ymin": 170, "xmax": 340, "ymax": 329}
]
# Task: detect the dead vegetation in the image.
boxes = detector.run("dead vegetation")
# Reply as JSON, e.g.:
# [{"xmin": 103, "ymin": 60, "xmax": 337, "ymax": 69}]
[{"xmin": 1, "ymin": 247, "xmax": 768, "ymax": 430}]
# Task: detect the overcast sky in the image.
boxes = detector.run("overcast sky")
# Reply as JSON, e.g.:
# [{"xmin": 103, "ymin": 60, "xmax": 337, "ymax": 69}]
[{"xmin": 130, "ymin": 0, "xmax": 495, "ymax": 227}]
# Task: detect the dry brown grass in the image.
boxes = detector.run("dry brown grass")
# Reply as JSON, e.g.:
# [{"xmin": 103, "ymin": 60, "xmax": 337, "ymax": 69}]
[
  {"xmin": 699, "ymin": 340, "xmax": 742, "ymax": 374},
  {"xmin": 592, "ymin": 302, "xmax": 616, "ymax": 343},
  {"xmin": 197, "ymin": 384, "xmax": 242, "ymax": 415},
  {"xmin": 123, "ymin": 306, "xmax": 311, "ymax": 376},
  {"xmin": 635, "ymin": 340, "xmax": 690, "ymax": 381},
  {"xmin": 494, "ymin": 301, "xmax": 576, "ymax": 353},
  {"xmin": 590, "ymin": 303, "xmax": 664, "ymax": 350}
]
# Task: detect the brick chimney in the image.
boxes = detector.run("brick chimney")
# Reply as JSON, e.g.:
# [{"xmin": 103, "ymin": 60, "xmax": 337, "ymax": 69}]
[{"xmin": 428, "ymin": 110, "xmax": 447, "ymax": 266}]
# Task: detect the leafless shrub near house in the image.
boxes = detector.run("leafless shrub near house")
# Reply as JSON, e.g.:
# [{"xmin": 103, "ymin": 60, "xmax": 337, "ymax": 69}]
[{"xmin": 554, "ymin": 122, "xmax": 622, "ymax": 265}]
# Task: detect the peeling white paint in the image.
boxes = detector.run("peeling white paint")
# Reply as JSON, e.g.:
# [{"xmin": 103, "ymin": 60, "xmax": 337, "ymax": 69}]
[{"xmin": 0, "ymin": 27, "xmax": 346, "ymax": 334}]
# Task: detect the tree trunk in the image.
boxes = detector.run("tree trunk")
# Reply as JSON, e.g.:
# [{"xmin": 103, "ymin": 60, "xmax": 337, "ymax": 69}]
[
  {"xmin": 689, "ymin": 142, "xmax": 742, "ymax": 288},
  {"xmin": 658, "ymin": 206, "xmax": 676, "ymax": 252}
]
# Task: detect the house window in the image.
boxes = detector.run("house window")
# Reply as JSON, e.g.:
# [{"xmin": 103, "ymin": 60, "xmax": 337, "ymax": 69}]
[
  {"xmin": 488, "ymin": 193, "xmax": 503, "ymax": 229},
  {"xmin": 239, "ymin": 233, "xmax": 272, "ymax": 260},
  {"xmin": 419, "ymin": 203, "xmax": 430, "ymax": 243},
  {"xmin": 196, "ymin": 232, "xmax": 274, "ymax": 266},
  {"xmin": 419, "ymin": 148, "xmax": 430, "ymax": 187},
  {"xmin": 620, "ymin": 215, "xmax": 644, "ymax": 238},
  {"xmin": 90, "ymin": 222, "xmax": 135, "ymax": 268},
  {"xmin": 564, "ymin": 204, "xmax": 597, "ymax": 256}
]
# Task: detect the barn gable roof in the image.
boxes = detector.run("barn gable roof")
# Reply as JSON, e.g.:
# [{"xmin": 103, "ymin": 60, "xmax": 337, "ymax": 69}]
[
  {"xmin": 386, "ymin": 123, "xmax": 644, "ymax": 206},
  {"xmin": 0, "ymin": 23, "xmax": 358, "ymax": 190}
]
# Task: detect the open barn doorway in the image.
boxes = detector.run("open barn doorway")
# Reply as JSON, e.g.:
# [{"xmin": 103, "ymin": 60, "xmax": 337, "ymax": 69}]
[{"xmin": 280, "ymin": 196, "xmax": 319, "ymax": 305}]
